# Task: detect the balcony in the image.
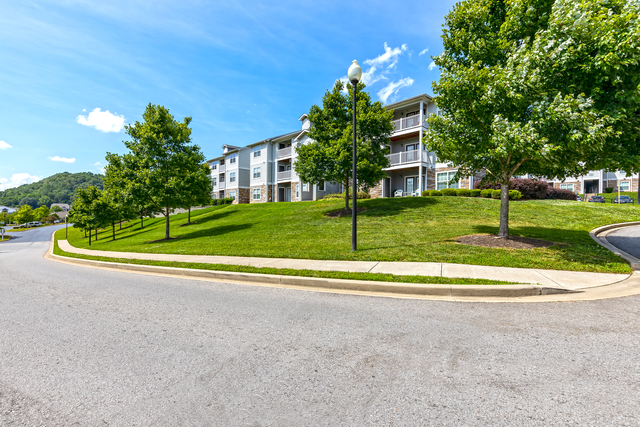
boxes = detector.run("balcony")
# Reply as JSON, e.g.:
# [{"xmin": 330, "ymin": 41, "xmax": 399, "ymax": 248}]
[
  {"xmin": 277, "ymin": 170, "xmax": 292, "ymax": 181},
  {"xmin": 392, "ymin": 115, "xmax": 421, "ymax": 132},
  {"xmin": 278, "ymin": 146, "xmax": 292, "ymax": 159},
  {"xmin": 219, "ymin": 164, "xmax": 226, "ymax": 173},
  {"xmin": 218, "ymin": 182, "xmax": 226, "ymax": 190},
  {"xmin": 385, "ymin": 151, "xmax": 432, "ymax": 168}
]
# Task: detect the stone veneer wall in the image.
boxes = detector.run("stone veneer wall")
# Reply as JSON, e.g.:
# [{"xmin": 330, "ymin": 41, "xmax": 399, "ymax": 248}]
[
  {"xmin": 603, "ymin": 180, "xmax": 637, "ymax": 192},
  {"xmin": 554, "ymin": 181, "xmax": 581, "ymax": 192},
  {"xmin": 370, "ymin": 181, "xmax": 383, "ymax": 198},
  {"xmin": 291, "ymin": 183, "xmax": 300, "ymax": 203},
  {"xmin": 250, "ymin": 185, "xmax": 267, "ymax": 203},
  {"xmin": 225, "ymin": 188, "xmax": 250, "ymax": 204},
  {"xmin": 268, "ymin": 185, "xmax": 275, "ymax": 202},
  {"xmin": 426, "ymin": 169, "xmax": 436, "ymax": 191}
]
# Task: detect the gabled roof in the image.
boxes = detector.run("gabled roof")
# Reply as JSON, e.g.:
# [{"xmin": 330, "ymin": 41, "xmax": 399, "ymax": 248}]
[
  {"xmin": 385, "ymin": 93, "xmax": 433, "ymax": 110},
  {"xmin": 298, "ymin": 113, "xmax": 308, "ymax": 121},
  {"xmin": 294, "ymin": 129, "xmax": 308, "ymax": 142}
]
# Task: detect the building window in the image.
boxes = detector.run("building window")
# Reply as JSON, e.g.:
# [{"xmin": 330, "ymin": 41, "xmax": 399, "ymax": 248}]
[
  {"xmin": 211, "ymin": 164, "xmax": 217, "ymax": 170},
  {"xmin": 253, "ymin": 145, "xmax": 262, "ymax": 157},
  {"xmin": 302, "ymin": 183, "xmax": 309, "ymax": 192},
  {"xmin": 253, "ymin": 188, "xmax": 261, "ymax": 200},
  {"xmin": 229, "ymin": 190, "xmax": 236, "ymax": 200},
  {"xmin": 296, "ymin": 185, "xmax": 299, "ymax": 199},
  {"xmin": 211, "ymin": 177, "xmax": 217, "ymax": 188},
  {"xmin": 230, "ymin": 172, "xmax": 236, "ymax": 183},
  {"xmin": 436, "ymin": 171, "xmax": 459, "ymax": 190},
  {"xmin": 560, "ymin": 183, "xmax": 574, "ymax": 191},
  {"xmin": 229, "ymin": 153, "xmax": 237, "ymax": 164},
  {"xmin": 318, "ymin": 180, "xmax": 325, "ymax": 191},
  {"xmin": 253, "ymin": 167, "xmax": 261, "ymax": 179},
  {"xmin": 620, "ymin": 181, "xmax": 630, "ymax": 192}
]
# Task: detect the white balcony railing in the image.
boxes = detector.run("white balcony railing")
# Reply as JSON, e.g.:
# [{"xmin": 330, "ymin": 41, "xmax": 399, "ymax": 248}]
[
  {"xmin": 218, "ymin": 182, "xmax": 226, "ymax": 190},
  {"xmin": 278, "ymin": 146, "xmax": 292, "ymax": 158},
  {"xmin": 219, "ymin": 164, "xmax": 226, "ymax": 173},
  {"xmin": 392, "ymin": 116, "xmax": 421, "ymax": 132},
  {"xmin": 278, "ymin": 170, "xmax": 292, "ymax": 181},
  {"xmin": 386, "ymin": 151, "xmax": 432, "ymax": 167}
]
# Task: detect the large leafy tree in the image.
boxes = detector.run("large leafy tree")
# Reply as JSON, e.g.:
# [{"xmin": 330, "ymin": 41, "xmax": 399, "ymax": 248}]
[
  {"xmin": 295, "ymin": 81, "xmax": 394, "ymax": 210},
  {"xmin": 426, "ymin": 0, "xmax": 640, "ymax": 237},
  {"xmin": 68, "ymin": 186, "xmax": 102, "ymax": 245},
  {"xmin": 109, "ymin": 104, "xmax": 205, "ymax": 240},
  {"xmin": 13, "ymin": 205, "xmax": 35, "ymax": 225}
]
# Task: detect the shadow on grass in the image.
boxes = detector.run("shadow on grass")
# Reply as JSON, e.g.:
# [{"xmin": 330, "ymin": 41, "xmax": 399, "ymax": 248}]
[
  {"xmin": 177, "ymin": 223, "xmax": 253, "ymax": 241},
  {"xmin": 183, "ymin": 209, "xmax": 236, "ymax": 226},
  {"xmin": 471, "ymin": 225, "xmax": 591, "ymax": 245},
  {"xmin": 331, "ymin": 197, "xmax": 437, "ymax": 218}
]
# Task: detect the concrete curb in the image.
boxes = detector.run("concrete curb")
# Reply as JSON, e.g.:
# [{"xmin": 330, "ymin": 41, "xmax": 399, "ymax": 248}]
[
  {"xmin": 45, "ymin": 236, "xmax": 576, "ymax": 299},
  {"xmin": 590, "ymin": 222, "xmax": 640, "ymax": 270}
]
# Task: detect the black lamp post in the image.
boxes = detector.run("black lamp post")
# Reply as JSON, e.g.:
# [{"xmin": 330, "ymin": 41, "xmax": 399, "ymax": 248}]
[{"xmin": 348, "ymin": 60, "xmax": 363, "ymax": 251}]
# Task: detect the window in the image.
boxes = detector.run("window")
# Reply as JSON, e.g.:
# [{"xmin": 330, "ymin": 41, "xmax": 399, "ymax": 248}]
[
  {"xmin": 620, "ymin": 181, "xmax": 630, "ymax": 192},
  {"xmin": 253, "ymin": 145, "xmax": 262, "ymax": 157},
  {"xmin": 406, "ymin": 111, "xmax": 419, "ymax": 117},
  {"xmin": 230, "ymin": 172, "xmax": 236, "ymax": 183},
  {"xmin": 253, "ymin": 167, "xmax": 261, "ymax": 179},
  {"xmin": 302, "ymin": 183, "xmax": 309, "ymax": 192},
  {"xmin": 253, "ymin": 188, "xmax": 261, "ymax": 200},
  {"xmin": 211, "ymin": 163, "xmax": 217, "ymax": 170},
  {"xmin": 229, "ymin": 153, "xmax": 237, "ymax": 164},
  {"xmin": 318, "ymin": 180, "xmax": 325, "ymax": 191},
  {"xmin": 296, "ymin": 185, "xmax": 299, "ymax": 199},
  {"xmin": 436, "ymin": 171, "xmax": 459, "ymax": 190},
  {"xmin": 560, "ymin": 183, "xmax": 574, "ymax": 191},
  {"xmin": 229, "ymin": 190, "xmax": 236, "ymax": 200},
  {"xmin": 211, "ymin": 177, "xmax": 217, "ymax": 188}
]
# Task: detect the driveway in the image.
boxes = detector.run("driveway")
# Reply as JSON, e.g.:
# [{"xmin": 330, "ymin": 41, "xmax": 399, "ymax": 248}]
[{"xmin": 2, "ymin": 226, "xmax": 640, "ymax": 425}]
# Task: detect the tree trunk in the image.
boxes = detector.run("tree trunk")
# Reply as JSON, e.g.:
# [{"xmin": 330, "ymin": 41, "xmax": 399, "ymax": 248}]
[
  {"xmin": 119, "ymin": 217, "xmax": 122, "ymax": 230},
  {"xmin": 84, "ymin": 229, "xmax": 87, "ymax": 238},
  {"xmin": 112, "ymin": 221, "xmax": 115, "ymax": 241},
  {"xmin": 141, "ymin": 213, "xmax": 144, "ymax": 229},
  {"xmin": 89, "ymin": 228, "xmax": 92, "ymax": 246},
  {"xmin": 95, "ymin": 228, "xmax": 98, "ymax": 241},
  {"xmin": 498, "ymin": 183, "xmax": 510, "ymax": 238},
  {"xmin": 188, "ymin": 206, "xmax": 191, "ymax": 224},
  {"xmin": 165, "ymin": 207, "xmax": 170, "ymax": 240},
  {"xmin": 345, "ymin": 178, "xmax": 350, "ymax": 210}
]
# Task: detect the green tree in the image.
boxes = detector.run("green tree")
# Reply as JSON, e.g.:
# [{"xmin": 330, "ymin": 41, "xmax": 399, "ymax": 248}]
[
  {"xmin": 51, "ymin": 205, "xmax": 63, "ymax": 213},
  {"xmin": 295, "ymin": 81, "xmax": 394, "ymax": 210},
  {"xmin": 34, "ymin": 205, "xmax": 50, "ymax": 222},
  {"xmin": 109, "ymin": 104, "xmax": 205, "ymax": 240},
  {"xmin": 425, "ymin": 0, "xmax": 638, "ymax": 237},
  {"xmin": 180, "ymin": 163, "xmax": 213, "ymax": 225},
  {"xmin": 13, "ymin": 205, "xmax": 35, "ymax": 225},
  {"xmin": 68, "ymin": 186, "xmax": 102, "ymax": 245}
]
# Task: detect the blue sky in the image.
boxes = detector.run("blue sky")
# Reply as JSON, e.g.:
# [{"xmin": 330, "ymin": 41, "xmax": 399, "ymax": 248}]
[{"xmin": 0, "ymin": 0, "xmax": 455, "ymax": 190}]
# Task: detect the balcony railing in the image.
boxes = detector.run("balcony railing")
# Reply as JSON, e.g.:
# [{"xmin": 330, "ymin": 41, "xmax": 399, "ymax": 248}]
[
  {"xmin": 386, "ymin": 151, "xmax": 432, "ymax": 167},
  {"xmin": 218, "ymin": 182, "xmax": 226, "ymax": 190},
  {"xmin": 278, "ymin": 146, "xmax": 292, "ymax": 158},
  {"xmin": 277, "ymin": 170, "xmax": 292, "ymax": 181},
  {"xmin": 219, "ymin": 164, "xmax": 226, "ymax": 173},
  {"xmin": 392, "ymin": 116, "xmax": 421, "ymax": 132}
]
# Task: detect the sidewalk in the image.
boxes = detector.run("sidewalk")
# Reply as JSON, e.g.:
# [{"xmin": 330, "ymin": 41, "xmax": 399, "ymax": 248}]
[{"xmin": 57, "ymin": 240, "xmax": 628, "ymax": 291}]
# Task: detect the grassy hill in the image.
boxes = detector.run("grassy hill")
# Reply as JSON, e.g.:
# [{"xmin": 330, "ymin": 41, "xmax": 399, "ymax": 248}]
[
  {"xmin": 0, "ymin": 172, "xmax": 103, "ymax": 208},
  {"xmin": 59, "ymin": 196, "xmax": 640, "ymax": 273}
]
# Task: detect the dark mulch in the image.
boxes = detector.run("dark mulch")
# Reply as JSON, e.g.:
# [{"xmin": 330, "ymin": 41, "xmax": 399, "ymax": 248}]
[
  {"xmin": 456, "ymin": 234, "xmax": 562, "ymax": 249},
  {"xmin": 146, "ymin": 236, "xmax": 183, "ymax": 243},
  {"xmin": 325, "ymin": 208, "xmax": 367, "ymax": 218}
]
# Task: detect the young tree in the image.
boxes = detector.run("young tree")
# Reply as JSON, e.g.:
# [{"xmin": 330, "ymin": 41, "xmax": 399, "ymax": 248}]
[
  {"xmin": 179, "ymin": 163, "xmax": 213, "ymax": 225},
  {"xmin": 68, "ymin": 186, "xmax": 102, "ymax": 245},
  {"xmin": 14, "ymin": 205, "xmax": 35, "ymax": 225},
  {"xmin": 108, "ymin": 104, "xmax": 205, "ymax": 240},
  {"xmin": 34, "ymin": 205, "xmax": 50, "ymax": 222},
  {"xmin": 295, "ymin": 81, "xmax": 394, "ymax": 210},
  {"xmin": 426, "ymin": 0, "xmax": 638, "ymax": 237}
]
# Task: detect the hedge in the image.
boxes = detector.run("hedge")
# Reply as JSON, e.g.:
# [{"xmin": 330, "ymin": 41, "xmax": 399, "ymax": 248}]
[
  {"xmin": 470, "ymin": 189, "xmax": 482, "ymax": 197},
  {"xmin": 441, "ymin": 188, "xmax": 458, "ymax": 196},
  {"xmin": 429, "ymin": 190, "xmax": 443, "ymax": 196},
  {"xmin": 480, "ymin": 189, "xmax": 493, "ymax": 198},
  {"xmin": 456, "ymin": 189, "xmax": 471, "ymax": 197},
  {"xmin": 491, "ymin": 190, "xmax": 501, "ymax": 199},
  {"xmin": 422, "ymin": 190, "xmax": 430, "ymax": 197},
  {"xmin": 509, "ymin": 190, "xmax": 523, "ymax": 200}
]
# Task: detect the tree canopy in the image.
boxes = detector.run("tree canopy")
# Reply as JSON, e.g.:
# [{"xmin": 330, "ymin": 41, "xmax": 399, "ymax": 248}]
[
  {"xmin": 295, "ymin": 81, "xmax": 394, "ymax": 209},
  {"xmin": 425, "ymin": 0, "xmax": 640, "ymax": 237}
]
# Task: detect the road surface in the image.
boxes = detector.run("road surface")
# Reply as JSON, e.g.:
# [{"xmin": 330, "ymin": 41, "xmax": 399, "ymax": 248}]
[{"xmin": 2, "ymin": 226, "xmax": 640, "ymax": 425}]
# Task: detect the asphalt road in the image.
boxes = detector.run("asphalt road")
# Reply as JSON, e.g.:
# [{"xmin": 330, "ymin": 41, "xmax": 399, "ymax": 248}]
[
  {"xmin": 2, "ymin": 226, "xmax": 640, "ymax": 426},
  {"xmin": 606, "ymin": 225, "xmax": 640, "ymax": 260}
]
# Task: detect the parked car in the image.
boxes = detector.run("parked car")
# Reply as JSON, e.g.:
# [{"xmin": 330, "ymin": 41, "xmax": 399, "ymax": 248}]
[
  {"xmin": 576, "ymin": 195, "xmax": 583, "ymax": 202},
  {"xmin": 612, "ymin": 195, "xmax": 634, "ymax": 204},
  {"xmin": 588, "ymin": 195, "xmax": 606, "ymax": 203}
]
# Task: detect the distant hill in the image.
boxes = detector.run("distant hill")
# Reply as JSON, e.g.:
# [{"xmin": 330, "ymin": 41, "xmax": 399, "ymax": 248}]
[{"xmin": 0, "ymin": 172, "xmax": 104, "ymax": 208}]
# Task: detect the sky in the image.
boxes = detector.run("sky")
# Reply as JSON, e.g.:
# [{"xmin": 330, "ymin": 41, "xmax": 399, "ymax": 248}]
[{"xmin": 0, "ymin": 0, "xmax": 455, "ymax": 191}]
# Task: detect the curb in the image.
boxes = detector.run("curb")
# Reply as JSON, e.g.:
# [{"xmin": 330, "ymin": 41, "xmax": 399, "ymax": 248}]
[
  {"xmin": 45, "ymin": 237, "xmax": 575, "ymax": 299},
  {"xmin": 590, "ymin": 222, "xmax": 640, "ymax": 270}
]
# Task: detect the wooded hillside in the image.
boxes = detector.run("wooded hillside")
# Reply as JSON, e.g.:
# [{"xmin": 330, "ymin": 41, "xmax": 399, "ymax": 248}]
[{"xmin": 0, "ymin": 172, "xmax": 104, "ymax": 208}]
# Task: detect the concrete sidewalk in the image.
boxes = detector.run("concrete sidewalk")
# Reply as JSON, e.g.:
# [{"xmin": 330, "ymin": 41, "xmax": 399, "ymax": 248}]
[{"xmin": 57, "ymin": 240, "xmax": 628, "ymax": 290}]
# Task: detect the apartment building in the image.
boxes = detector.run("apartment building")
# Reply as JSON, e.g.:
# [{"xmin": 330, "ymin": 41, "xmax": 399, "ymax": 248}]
[{"xmin": 544, "ymin": 171, "xmax": 638, "ymax": 195}]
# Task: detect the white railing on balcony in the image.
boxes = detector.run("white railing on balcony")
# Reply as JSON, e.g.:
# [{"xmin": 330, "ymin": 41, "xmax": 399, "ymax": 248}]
[
  {"xmin": 218, "ymin": 182, "xmax": 226, "ymax": 190},
  {"xmin": 386, "ymin": 151, "xmax": 433, "ymax": 167},
  {"xmin": 392, "ymin": 116, "xmax": 422, "ymax": 132},
  {"xmin": 219, "ymin": 164, "xmax": 226, "ymax": 173},
  {"xmin": 278, "ymin": 146, "xmax": 292, "ymax": 158},
  {"xmin": 278, "ymin": 170, "xmax": 292, "ymax": 181}
]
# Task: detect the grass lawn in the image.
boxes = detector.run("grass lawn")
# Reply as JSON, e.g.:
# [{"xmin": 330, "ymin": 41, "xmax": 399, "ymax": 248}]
[
  {"xmin": 0, "ymin": 235, "xmax": 11, "ymax": 242},
  {"xmin": 57, "ymin": 198, "xmax": 640, "ymax": 273},
  {"xmin": 596, "ymin": 192, "xmax": 639, "ymax": 203}
]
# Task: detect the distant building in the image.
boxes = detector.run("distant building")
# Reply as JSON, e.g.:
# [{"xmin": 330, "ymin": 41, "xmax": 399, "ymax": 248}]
[
  {"xmin": 51, "ymin": 203, "xmax": 71, "ymax": 212},
  {"xmin": 0, "ymin": 206, "xmax": 16, "ymax": 214}
]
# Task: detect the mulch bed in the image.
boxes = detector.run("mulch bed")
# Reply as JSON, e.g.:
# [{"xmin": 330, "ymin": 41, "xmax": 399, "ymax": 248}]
[
  {"xmin": 456, "ymin": 234, "xmax": 561, "ymax": 249},
  {"xmin": 325, "ymin": 208, "xmax": 367, "ymax": 218}
]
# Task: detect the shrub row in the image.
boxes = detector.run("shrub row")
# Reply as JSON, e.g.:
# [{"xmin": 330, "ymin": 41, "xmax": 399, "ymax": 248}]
[
  {"xmin": 322, "ymin": 191, "xmax": 371, "ymax": 200},
  {"xmin": 211, "ymin": 197, "xmax": 234, "ymax": 205},
  {"xmin": 423, "ymin": 188, "xmax": 523, "ymax": 200},
  {"xmin": 474, "ymin": 178, "xmax": 576, "ymax": 200}
]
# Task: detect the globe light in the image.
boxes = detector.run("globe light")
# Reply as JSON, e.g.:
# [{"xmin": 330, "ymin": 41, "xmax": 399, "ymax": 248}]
[{"xmin": 347, "ymin": 60, "xmax": 362, "ymax": 84}]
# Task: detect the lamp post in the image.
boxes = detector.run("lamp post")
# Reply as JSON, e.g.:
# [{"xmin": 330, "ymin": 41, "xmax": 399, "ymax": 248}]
[
  {"xmin": 65, "ymin": 213, "xmax": 68, "ymax": 239},
  {"xmin": 348, "ymin": 59, "xmax": 362, "ymax": 251}
]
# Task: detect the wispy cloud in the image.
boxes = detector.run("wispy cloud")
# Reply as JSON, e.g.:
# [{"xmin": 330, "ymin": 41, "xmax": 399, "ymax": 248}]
[
  {"xmin": 0, "ymin": 141, "xmax": 12, "ymax": 150},
  {"xmin": 49, "ymin": 156, "xmax": 76, "ymax": 163},
  {"xmin": 428, "ymin": 61, "xmax": 437, "ymax": 71},
  {"xmin": 378, "ymin": 78, "xmax": 415, "ymax": 104},
  {"xmin": 77, "ymin": 108, "xmax": 125, "ymax": 132},
  {"xmin": 419, "ymin": 48, "xmax": 429, "ymax": 56},
  {"xmin": 0, "ymin": 173, "xmax": 41, "ymax": 191}
]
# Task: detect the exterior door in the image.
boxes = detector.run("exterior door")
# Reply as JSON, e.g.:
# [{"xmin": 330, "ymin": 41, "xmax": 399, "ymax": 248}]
[
  {"xmin": 286, "ymin": 188, "xmax": 291, "ymax": 202},
  {"xmin": 406, "ymin": 177, "xmax": 417, "ymax": 195}
]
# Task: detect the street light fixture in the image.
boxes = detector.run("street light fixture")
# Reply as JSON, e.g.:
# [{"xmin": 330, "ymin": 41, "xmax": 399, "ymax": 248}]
[{"xmin": 348, "ymin": 59, "xmax": 362, "ymax": 251}]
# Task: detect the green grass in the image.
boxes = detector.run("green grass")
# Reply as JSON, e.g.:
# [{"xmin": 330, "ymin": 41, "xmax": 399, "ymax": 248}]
[
  {"xmin": 0, "ymin": 235, "xmax": 11, "ymax": 242},
  {"xmin": 58, "ymin": 198, "xmax": 639, "ymax": 273},
  {"xmin": 52, "ymin": 237, "xmax": 518, "ymax": 285}
]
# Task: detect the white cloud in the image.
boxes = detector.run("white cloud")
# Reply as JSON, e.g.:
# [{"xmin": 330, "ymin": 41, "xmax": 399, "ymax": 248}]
[
  {"xmin": 377, "ymin": 78, "xmax": 415, "ymax": 104},
  {"xmin": 358, "ymin": 43, "xmax": 408, "ymax": 87},
  {"xmin": 0, "ymin": 173, "xmax": 42, "ymax": 191},
  {"xmin": 0, "ymin": 141, "xmax": 12, "ymax": 150},
  {"xmin": 76, "ymin": 108, "xmax": 125, "ymax": 132},
  {"xmin": 419, "ymin": 48, "xmax": 429, "ymax": 56},
  {"xmin": 49, "ymin": 156, "xmax": 76, "ymax": 163},
  {"xmin": 428, "ymin": 61, "xmax": 437, "ymax": 71}
]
